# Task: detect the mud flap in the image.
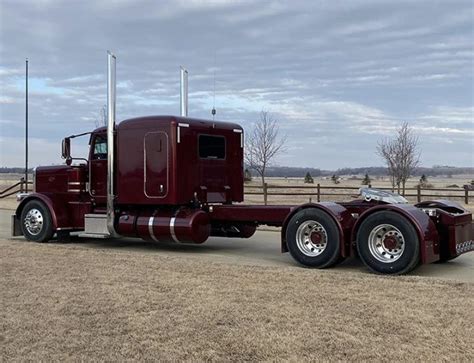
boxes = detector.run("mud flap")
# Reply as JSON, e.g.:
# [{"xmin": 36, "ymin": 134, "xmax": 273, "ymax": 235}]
[{"xmin": 11, "ymin": 214, "xmax": 23, "ymax": 237}]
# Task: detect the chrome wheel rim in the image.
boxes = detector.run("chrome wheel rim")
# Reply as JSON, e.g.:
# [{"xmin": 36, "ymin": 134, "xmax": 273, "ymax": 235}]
[
  {"xmin": 296, "ymin": 220, "xmax": 328, "ymax": 257},
  {"xmin": 368, "ymin": 224, "xmax": 405, "ymax": 263},
  {"xmin": 24, "ymin": 208, "xmax": 44, "ymax": 236}
]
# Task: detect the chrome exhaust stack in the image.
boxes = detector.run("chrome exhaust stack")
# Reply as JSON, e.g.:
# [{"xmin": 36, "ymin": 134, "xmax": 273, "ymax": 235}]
[
  {"xmin": 106, "ymin": 51, "xmax": 118, "ymax": 237},
  {"xmin": 180, "ymin": 66, "xmax": 188, "ymax": 117}
]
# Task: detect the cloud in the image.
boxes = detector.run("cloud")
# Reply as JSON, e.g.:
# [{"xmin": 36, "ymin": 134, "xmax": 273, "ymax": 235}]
[
  {"xmin": 0, "ymin": 0, "xmax": 472, "ymax": 168},
  {"xmin": 0, "ymin": 136, "xmax": 90, "ymax": 167},
  {"xmin": 0, "ymin": 96, "xmax": 17, "ymax": 104},
  {"xmin": 416, "ymin": 106, "xmax": 474, "ymax": 127}
]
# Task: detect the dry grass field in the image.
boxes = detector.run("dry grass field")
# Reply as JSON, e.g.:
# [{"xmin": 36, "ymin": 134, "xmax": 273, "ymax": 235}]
[
  {"xmin": 1, "ymin": 240, "xmax": 473, "ymax": 361},
  {"xmin": 1, "ymin": 173, "xmax": 473, "ymax": 361}
]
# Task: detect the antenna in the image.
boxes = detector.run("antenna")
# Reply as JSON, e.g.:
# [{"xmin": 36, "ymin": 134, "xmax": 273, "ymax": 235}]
[{"xmin": 211, "ymin": 51, "xmax": 216, "ymax": 120}]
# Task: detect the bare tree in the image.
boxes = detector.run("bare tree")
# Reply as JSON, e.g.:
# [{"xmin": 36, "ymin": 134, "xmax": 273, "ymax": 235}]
[
  {"xmin": 377, "ymin": 122, "xmax": 420, "ymax": 195},
  {"xmin": 397, "ymin": 123, "xmax": 420, "ymax": 194},
  {"xmin": 94, "ymin": 105, "xmax": 107, "ymax": 128},
  {"xmin": 377, "ymin": 137, "xmax": 399, "ymax": 191},
  {"xmin": 245, "ymin": 110, "xmax": 286, "ymax": 204}
]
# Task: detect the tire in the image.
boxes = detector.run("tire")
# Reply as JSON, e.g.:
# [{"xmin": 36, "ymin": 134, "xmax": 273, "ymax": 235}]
[
  {"xmin": 356, "ymin": 211, "xmax": 419, "ymax": 275},
  {"xmin": 20, "ymin": 200, "xmax": 54, "ymax": 242},
  {"xmin": 285, "ymin": 208, "xmax": 341, "ymax": 268}
]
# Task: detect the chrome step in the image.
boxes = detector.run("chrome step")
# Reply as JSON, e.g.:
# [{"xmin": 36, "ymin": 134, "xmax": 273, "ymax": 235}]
[
  {"xmin": 80, "ymin": 213, "xmax": 110, "ymax": 238},
  {"xmin": 78, "ymin": 232, "xmax": 110, "ymax": 239}
]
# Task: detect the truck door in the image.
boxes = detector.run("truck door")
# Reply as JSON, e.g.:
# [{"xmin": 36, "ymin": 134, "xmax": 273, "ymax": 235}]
[
  {"xmin": 89, "ymin": 134, "xmax": 107, "ymax": 204},
  {"xmin": 144, "ymin": 131, "xmax": 168, "ymax": 198}
]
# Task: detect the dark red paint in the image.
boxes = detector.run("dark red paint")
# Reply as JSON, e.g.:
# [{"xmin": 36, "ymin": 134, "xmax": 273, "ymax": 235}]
[
  {"xmin": 15, "ymin": 115, "xmax": 473, "ymax": 265},
  {"xmin": 116, "ymin": 116, "xmax": 243, "ymax": 206}
]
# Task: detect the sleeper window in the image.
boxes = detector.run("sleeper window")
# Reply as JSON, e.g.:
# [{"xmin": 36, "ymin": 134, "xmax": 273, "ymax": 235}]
[{"xmin": 199, "ymin": 135, "xmax": 225, "ymax": 159}]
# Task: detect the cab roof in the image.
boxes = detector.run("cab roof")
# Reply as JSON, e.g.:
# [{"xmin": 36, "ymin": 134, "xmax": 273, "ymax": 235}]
[{"xmin": 117, "ymin": 115, "xmax": 243, "ymax": 132}]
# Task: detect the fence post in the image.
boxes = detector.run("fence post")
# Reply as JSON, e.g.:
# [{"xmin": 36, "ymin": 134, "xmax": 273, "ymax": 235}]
[
  {"xmin": 317, "ymin": 183, "xmax": 321, "ymax": 202},
  {"xmin": 263, "ymin": 183, "xmax": 268, "ymax": 205},
  {"xmin": 465, "ymin": 185, "xmax": 469, "ymax": 205},
  {"xmin": 20, "ymin": 177, "xmax": 24, "ymax": 193},
  {"xmin": 417, "ymin": 184, "xmax": 421, "ymax": 203}
]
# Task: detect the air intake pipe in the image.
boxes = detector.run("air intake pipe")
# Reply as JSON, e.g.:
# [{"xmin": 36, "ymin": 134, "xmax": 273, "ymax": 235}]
[{"xmin": 180, "ymin": 66, "xmax": 188, "ymax": 117}]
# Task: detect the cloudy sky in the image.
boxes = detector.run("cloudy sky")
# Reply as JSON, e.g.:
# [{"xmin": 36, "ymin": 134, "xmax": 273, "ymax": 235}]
[{"xmin": 0, "ymin": 0, "xmax": 473, "ymax": 169}]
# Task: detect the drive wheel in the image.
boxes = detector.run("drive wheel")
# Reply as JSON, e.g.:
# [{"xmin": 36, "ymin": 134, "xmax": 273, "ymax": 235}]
[
  {"xmin": 356, "ymin": 211, "xmax": 419, "ymax": 275},
  {"xmin": 20, "ymin": 200, "xmax": 54, "ymax": 242},
  {"xmin": 285, "ymin": 208, "xmax": 341, "ymax": 268}
]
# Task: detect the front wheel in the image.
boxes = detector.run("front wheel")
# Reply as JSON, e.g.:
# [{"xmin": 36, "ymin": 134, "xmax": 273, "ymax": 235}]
[
  {"xmin": 20, "ymin": 200, "xmax": 54, "ymax": 242},
  {"xmin": 285, "ymin": 208, "xmax": 341, "ymax": 268},
  {"xmin": 356, "ymin": 211, "xmax": 420, "ymax": 275}
]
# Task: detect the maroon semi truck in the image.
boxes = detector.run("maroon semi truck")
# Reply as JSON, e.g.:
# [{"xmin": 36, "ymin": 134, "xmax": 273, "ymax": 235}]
[{"xmin": 11, "ymin": 53, "xmax": 473, "ymax": 275}]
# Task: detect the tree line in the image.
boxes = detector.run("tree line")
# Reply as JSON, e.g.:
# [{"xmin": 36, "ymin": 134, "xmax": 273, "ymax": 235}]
[
  {"xmin": 242, "ymin": 165, "xmax": 473, "ymax": 179},
  {"xmin": 0, "ymin": 167, "xmax": 35, "ymax": 174},
  {"xmin": 2, "ymin": 165, "xmax": 472, "ymax": 177}
]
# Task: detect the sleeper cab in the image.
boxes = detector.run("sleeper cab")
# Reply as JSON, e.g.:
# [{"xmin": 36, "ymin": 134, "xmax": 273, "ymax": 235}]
[{"xmin": 116, "ymin": 115, "xmax": 244, "ymax": 206}]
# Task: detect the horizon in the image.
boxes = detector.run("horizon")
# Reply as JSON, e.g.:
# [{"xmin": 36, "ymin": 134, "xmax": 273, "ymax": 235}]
[
  {"xmin": 1, "ymin": 1, "xmax": 473, "ymax": 169},
  {"xmin": 1, "ymin": 164, "xmax": 473, "ymax": 174}
]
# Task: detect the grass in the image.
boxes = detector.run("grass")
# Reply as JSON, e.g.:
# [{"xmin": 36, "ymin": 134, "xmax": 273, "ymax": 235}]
[
  {"xmin": 1, "ymin": 239, "xmax": 473, "ymax": 361},
  {"xmin": 1, "ymin": 173, "xmax": 473, "ymax": 361}
]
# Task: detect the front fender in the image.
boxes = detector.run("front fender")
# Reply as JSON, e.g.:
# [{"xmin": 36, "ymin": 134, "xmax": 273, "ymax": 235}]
[
  {"xmin": 351, "ymin": 204, "xmax": 440, "ymax": 264},
  {"xmin": 15, "ymin": 193, "xmax": 70, "ymax": 231}
]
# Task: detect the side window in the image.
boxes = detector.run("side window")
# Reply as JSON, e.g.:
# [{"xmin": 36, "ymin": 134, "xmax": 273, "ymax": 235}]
[
  {"xmin": 92, "ymin": 136, "xmax": 107, "ymax": 160},
  {"xmin": 199, "ymin": 135, "xmax": 225, "ymax": 159}
]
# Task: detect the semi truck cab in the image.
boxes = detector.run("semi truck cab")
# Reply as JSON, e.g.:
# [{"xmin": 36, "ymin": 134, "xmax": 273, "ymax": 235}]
[{"xmin": 17, "ymin": 115, "xmax": 245, "ymax": 238}]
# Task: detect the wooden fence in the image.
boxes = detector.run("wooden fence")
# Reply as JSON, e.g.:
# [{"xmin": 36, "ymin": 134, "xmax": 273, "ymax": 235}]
[
  {"xmin": 0, "ymin": 178, "xmax": 33, "ymax": 199},
  {"xmin": 1, "ymin": 179, "xmax": 472, "ymax": 204},
  {"xmin": 245, "ymin": 183, "xmax": 473, "ymax": 204}
]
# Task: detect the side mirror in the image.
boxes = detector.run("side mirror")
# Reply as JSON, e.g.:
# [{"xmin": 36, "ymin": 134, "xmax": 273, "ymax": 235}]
[{"xmin": 61, "ymin": 138, "xmax": 71, "ymax": 160}]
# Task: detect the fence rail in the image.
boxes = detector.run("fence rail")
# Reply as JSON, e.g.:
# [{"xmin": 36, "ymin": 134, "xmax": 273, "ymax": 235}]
[
  {"xmin": 245, "ymin": 183, "xmax": 473, "ymax": 204},
  {"xmin": 0, "ymin": 178, "xmax": 33, "ymax": 199},
  {"xmin": 0, "ymin": 179, "xmax": 471, "ymax": 204}
]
